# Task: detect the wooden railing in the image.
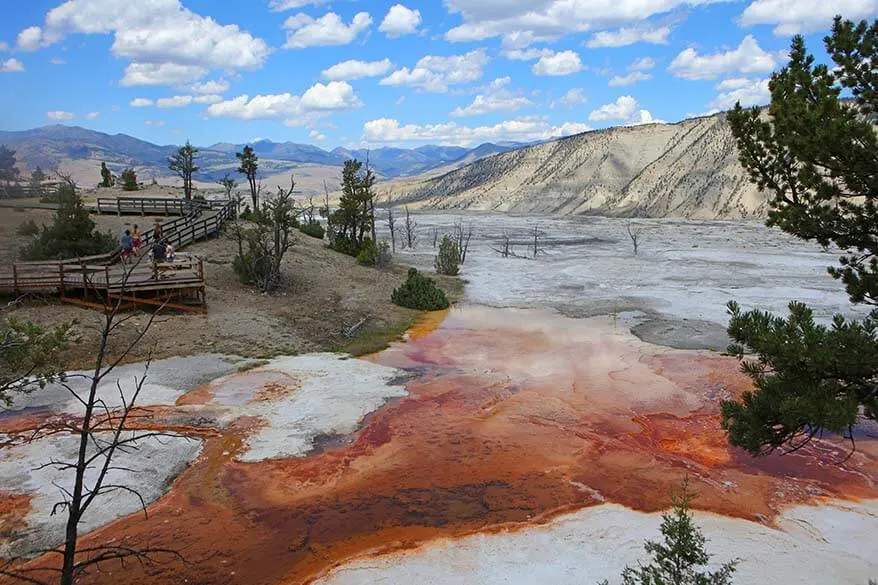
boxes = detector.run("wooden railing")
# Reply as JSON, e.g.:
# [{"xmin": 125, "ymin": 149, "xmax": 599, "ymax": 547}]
[{"xmin": 94, "ymin": 196, "xmax": 229, "ymax": 216}]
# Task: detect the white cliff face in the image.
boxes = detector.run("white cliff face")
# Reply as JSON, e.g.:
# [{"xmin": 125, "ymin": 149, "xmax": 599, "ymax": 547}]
[{"xmin": 390, "ymin": 114, "xmax": 768, "ymax": 219}]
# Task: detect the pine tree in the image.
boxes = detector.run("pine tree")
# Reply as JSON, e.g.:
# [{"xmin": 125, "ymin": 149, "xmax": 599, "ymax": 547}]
[
  {"xmin": 99, "ymin": 162, "xmax": 113, "ymax": 188},
  {"xmin": 0, "ymin": 145, "xmax": 19, "ymax": 186},
  {"xmin": 168, "ymin": 141, "xmax": 199, "ymax": 201},
  {"xmin": 601, "ymin": 481, "xmax": 738, "ymax": 585},
  {"xmin": 724, "ymin": 16, "xmax": 878, "ymax": 455},
  {"xmin": 236, "ymin": 145, "xmax": 259, "ymax": 209},
  {"xmin": 29, "ymin": 166, "xmax": 47, "ymax": 197},
  {"xmin": 329, "ymin": 159, "xmax": 376, "ymax": 256},
  {"xmin": 435, "ymin": 235, "xmax": 460, "ymax": 276},
  {"xmin": 120, "ymin": 168, "xmax": 138, "ymax": 191}
]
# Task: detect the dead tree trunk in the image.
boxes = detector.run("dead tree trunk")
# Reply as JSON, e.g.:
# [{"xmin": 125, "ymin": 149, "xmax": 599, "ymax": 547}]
[
  {"xmin": 403, "ymin": 206, "xmax": 418, "ymax": 249},
  {"xmin": 626, "ymin": 221, "xmax": 642, "ymax": 256}
]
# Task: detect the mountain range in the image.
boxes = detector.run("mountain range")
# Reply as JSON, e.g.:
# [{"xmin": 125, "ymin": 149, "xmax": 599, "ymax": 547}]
[{"xmin": 0, "ymin": 125, "xmax": 522, "ymax": 186}]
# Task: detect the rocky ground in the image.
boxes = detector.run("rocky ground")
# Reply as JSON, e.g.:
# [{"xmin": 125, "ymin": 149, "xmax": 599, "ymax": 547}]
[{"xmin": 0, "ymin": 202, "xmax": 463, "ymax": 369}]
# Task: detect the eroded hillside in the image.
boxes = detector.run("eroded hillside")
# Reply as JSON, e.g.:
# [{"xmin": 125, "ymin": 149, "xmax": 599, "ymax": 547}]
[{"xmin": 390, "ymin": 113, "xmax": 768, "ymax": 219}]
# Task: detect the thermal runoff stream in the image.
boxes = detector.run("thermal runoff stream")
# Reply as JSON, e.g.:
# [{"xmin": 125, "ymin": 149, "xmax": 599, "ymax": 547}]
[{"xmin": 1, "ymin": 216, "xmax": 876, "ymax": 584}]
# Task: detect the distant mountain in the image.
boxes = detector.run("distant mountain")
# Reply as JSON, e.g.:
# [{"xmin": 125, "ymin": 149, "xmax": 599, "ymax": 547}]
[
  {"xmin": 0, "ymin": 125, "xmax": 527, "ymax": 185},
  {"xmin": 389, "ymin": 112, "xmax": 769, "ymax": 219}
]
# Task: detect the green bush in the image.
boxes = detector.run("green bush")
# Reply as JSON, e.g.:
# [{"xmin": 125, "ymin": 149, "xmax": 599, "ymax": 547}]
[
  {"xmin": 16, "ymin": 219, "xmax": 39, "ymax": 237},
  {"xmin": 20, "ymin": 182, "xmax": 117, "ymax": 261},
  {"xmin": 299, "ymin": 219, "xmax": 325, "ymax": 240},
  {"xmin": 391, "ymin": 268, "xmax": 450, "ymax": 311},
  {"xmin": 330, "ymin": 232, "xmax": 363, "ymax": 257},
  {"xmin": 120, "ymin": 169, "xmax": 138, "ymax": 191},
  {"xmin": 435, "ymin": 235, "xmax": 461, "ymax": 276}
]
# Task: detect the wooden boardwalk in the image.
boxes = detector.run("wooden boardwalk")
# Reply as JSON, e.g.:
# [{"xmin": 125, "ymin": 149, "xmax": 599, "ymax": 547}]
[{"xmin": 0, "ymin": 198, "xmax": 236, "ymax": 312}]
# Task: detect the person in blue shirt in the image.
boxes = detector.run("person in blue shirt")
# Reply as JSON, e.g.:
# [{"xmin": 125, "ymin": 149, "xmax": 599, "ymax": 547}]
[{"xmin": 121, "ymin": 229, "xmax": 134, "ymax": 260}]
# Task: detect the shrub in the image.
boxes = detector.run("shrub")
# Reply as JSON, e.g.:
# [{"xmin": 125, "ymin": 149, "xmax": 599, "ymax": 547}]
[
  {"xmin": 20, "ymin": 182, "xmax": 117, "ymax": 261},
  {"xmin": 120, "ymin": 169, "xmax": 138, "ymax": 191},
  {"xmin": 391, "ymin": 268, "xmax": 450, "ymax": 311},
  {"xmin": 16, "ymin": 219, "xmax": 39, "ymax": 237},
  {"xmin": 330, "ymin": 232, "xmax": 363, "ymax": 257},
  {"xmin": 40, "ymin": 190, "xmax": 61, "ymax": 204},
  {"xmin": 299, "ymin": 219, "xmax": 325, "ymax": 240},
  {"xmin": 356, "ymin": 239, "xmax": 392, "ymax": 267},
  {"xmin": 435, "ymin": 235, "xmax": 461, "ymax": 276}
]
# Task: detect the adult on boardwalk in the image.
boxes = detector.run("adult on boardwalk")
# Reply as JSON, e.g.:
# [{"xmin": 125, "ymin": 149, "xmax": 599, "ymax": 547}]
[{"xmin": 121, "ymin": 229, "xmax": 135, "ymax": 261}]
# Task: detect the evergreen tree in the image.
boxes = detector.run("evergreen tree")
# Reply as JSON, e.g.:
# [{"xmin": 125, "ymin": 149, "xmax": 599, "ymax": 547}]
[
  {"xmin": 329, "ymin": 159, "xmax": 376, "ymax": 256},
  {"xmin": 601, "ymin": 481, "xmax": 737, "ymax": 585},
  {"xmin": 20, "ymin": 180, "xmax": 116, "ymax": 260},
  {"xmin": 0, "ymin": 145, "xmax": 19, "ymax": 186},
  {"xmin": 725, "ymin": 16, "xmax": 878, "ymax": 455},
  {"xmin": 236, "ymin": 145, "xmax": 259, "ymax": 209},
  {"xmin": 99, "ymin": 162, "xmax": 113, "ymax": 188},
  {"xmin": 120, "ymin": 168, "xmax": 138, "ymax": 191},
  {"xmin": 168, "ymin": 141, "xmax": 199, "ymax": 201},
  {"xmin": 29, "ymin": 166, "xmax": 47, "ymax": 197},
  {"xmin": 435, "ymin": 235, "xmax": 461, "ymax": 276}
]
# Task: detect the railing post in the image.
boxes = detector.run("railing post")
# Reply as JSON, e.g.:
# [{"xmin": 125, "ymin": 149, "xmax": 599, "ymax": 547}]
[
  {"xmin": 164, "ymin": 200, "xmax": 169, "ymax": 215},
  {"xmin": 80, "ymin": 260, "xmax": 87, "ymax": 299},
  {"xmin": 141, "ymin": 199, "xmax": 145, "ymax": 215},
  {"xmin": 116, "ymin": 198, "xmax": 121, "ymax": 217},
  {"xmin": 59, "ymin": 262, "xmax": 65, "ymax": 295},
  {"xmin": 12, "ymin": 263, "xmax": 18, "ymax": 297}
]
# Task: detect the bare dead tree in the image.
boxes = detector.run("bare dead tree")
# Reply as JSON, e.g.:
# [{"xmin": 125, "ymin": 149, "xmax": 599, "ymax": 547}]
[
  {"xmin": 626, "ymin": 220, "xmax": 642, "ymax": 256},
  {"xmin": 403, "ymin": 206, "xmax": 418, "ymax": 250},
  {"xmin": 0, "ymin": 256, "xmax": 183, "ymax": 585},
  {"xmin": 385, "ymin": 195, "xmax": 397, "ymax": 253},
  {"xmin": 431, "ymin": 227, "xmax": 439, "ymax": 249},
  {"xmin": 490, "ymin": 231, "xmax": 512, "ymax": 257},
  {"xmin": 453, "ymin": 218, "xmax": 473, "ymax": 265},
  {"xmin": 531, "ymin": 224, "xmax": 546, "ymax": 258}
]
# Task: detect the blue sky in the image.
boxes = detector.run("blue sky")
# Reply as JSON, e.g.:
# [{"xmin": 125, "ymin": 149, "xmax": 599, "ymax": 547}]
[{"xmin": 0, "ymin": 0, "xmax": 872, "ymax": 149}]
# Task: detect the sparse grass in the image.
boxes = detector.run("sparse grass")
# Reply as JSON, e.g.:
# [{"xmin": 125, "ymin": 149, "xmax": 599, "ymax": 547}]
[{"xmin": 336, "ymin": 316, "xmax": 417, "ymax": 357}]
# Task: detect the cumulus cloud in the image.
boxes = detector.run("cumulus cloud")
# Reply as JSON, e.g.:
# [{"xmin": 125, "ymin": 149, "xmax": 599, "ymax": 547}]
[
  {"xmin": 450, "ymin": 77, "xmax": 532, "ymax": 117},
  {"xmin": 379, "ymin": 4, "xmax": 421, "ymax": 38},
  {"xmin": 669, "ymin": 35, "xmax": 777, "ymax": 80},
  {"xmin": 708, "ymin": 77, "xmax": 770, "ymax": 109},
  {"xmin": 269, "ymin": 0, "xmax": 329, "ymax": 10},
  {"xmin": 129, "ymin": 97, "xmax": 154, "ymax": 107},
  {"xmin": 193, "ymin": 94, "xmax": 223, "ymax": 104},
  {"xmin": 503, "ymin": 47, "xmax": 553, "ymax": 61},
  {"xmin": 739, "ymin": 0, "xmax": 878, "ymax": 35},
  {"xmin": 322, "ymin": 58, "xmax": 393, "ymax": 80},
  {"xmin": 444, "ymin": 0, "xmax": 731, "ymax": 46},
  {"xmin": 86, "ymin": 111, "xmax": 100, "ymax": 119},
  {"xmin": 144, "ymin": 120, "xmax": 165, "ymax": 126},
  {"xmin": 17, "ymin": 26, "xmax": 43, "ymax": 51},
  {"xmin": 309, "ymin": 129, "xmax": 327, "ymax": 141},
  {"xmin": 156, "ymin": 95, "xmax": 194, "ymax": 108},
  {"xmin": 283, "ymin": 12, "xmax": 372, "ymax": 49},
  {"xmin": 362, "ymin": 116, "xmax": 590, "ymax": 146},
  {"xmin": 47, "ymin": 110, "xmax": 75, "ymax": 120},
  {"xmin": 588, "ymin": 95, "xmax": 660, "ymax": 125},
  {"xmin": 25, "ymin": 0, "xmax": 270, "ymax": 86},
  {"xmin": 532, "ymin": 50, "xmax": 583, "ymax": 76},
  {"xmin": 585, "ymin": 26, "xmax": 671, "ymax": 48},
  {"xmin": 0, "ymin": 58, "xmax": 25, "ymax": 73},
  {"xmin": 49, "ymin": 57, "xmax": 65, "ymax": 65},
  {"xmin": 550, "ymin": 88, "xmax": 588, "ymax": 108},
  {"xmin": 207, "ymin": 81, "xmax": 362, "ymax": 126},
  {"xmin": 380, "ymin": 49, "xmax": 489, "ymax": 93},
  {"xmin": 608, "ymin": 57, "xmax": 656, "ymax": 86},
  {"xmin": 190, "ymin": 79, "xmax": 229, "ymax": 94}
]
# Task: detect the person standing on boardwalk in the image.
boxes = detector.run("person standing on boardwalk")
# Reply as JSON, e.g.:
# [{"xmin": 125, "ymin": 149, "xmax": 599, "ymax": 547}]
[
  {"xmin": 120, "ymin": 229, "xmax": 134, "ymax": 261},
  {"xmin": 132, "ymin": 224, "xmax": 141, "ymax": 254}
]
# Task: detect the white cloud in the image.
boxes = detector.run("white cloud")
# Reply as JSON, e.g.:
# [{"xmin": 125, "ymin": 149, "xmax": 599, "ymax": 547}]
[
  {"xmin": 450, "ymin": 77, "xmax": 532, "ymax": 117},
  {"xmin": 47, "ymin": 110, "xmax": 75, "ymax": 120},
  {"xmin": 28, "ymin": 0, "xmax": 269, "ymax": 87},
  {"xmin": 443, "ymin": 0, "xmax": 732, "ymax": 46},
  {"xmin": 395, "ymin": 96, "xmax": 406, "ymax": 106},
  {"xmin": 0, "ymin": 42, "xmax": 8, "ymax": 51},
  {"xmin": 86, "ymin": 111, "xmax": 100, "ymax": 119},
  {"xmin": 669, "ymin": 35, "xmax": 777, "ymax": 80},
  {"xmin": 190, "ymin": 79, "xmax": 229, "ymax": 94},
  {"xmin": 739, "ymin": 0, "xmax": 878, "ymax": 35},
  {"xmin": 0, "ymin": 58, "xmax": 25, "ymax": 73},
  {"xmin": 156, "ymin": 95, "xmax": 194, "ymax": 108},
  {"xmin": 708, "ymin": 77, "xmax": 770, "ymax": 109},
  {"xmin": 309, "ymin": 129, "xmax": 327, "ymax": 141},
  {"xmin": 322, "ymin": 58, "xmax": 393, "ymax": 80},
  {"xmin": 503, "ymin": 47, "xmax": 553, "ymax": 61},
  {"xmin": 193, "ymin": 94, "xmax": 223, "ymax": 104},
  {"xmin": 380, "ymin": 49, "xmax": 489, "ymax": 93},
  {"xmin": 585, "ymin": 26, "xmax": 671, "ymax": 48},
  {"xmin": 129, "ymin": 97, "xmax": 154, "ymax": 107},
  {"xmin": 550, "ymin": 88, "xmax": 588, "ymax": 108},
  {"xmin": 362, "ymin": 116, "xmax": 590, "ymax": 146},
  {"xmin": 17, "ymin": 26, "xmax": 43, "ymax": 51},
  {"xmin": 588, "ymin": 95, "xmax": 661, "ymax": 125},
  {"xmin": 49, "ymin": 57, "xmax": 65, "ymax": 65},
  {"xmin": 207, "ymin": 81, "xmax": 362, "ymax": 126},
  {"xmin": 608, "ymin": 71, "xmax": 652, "ymax": 86},
  {"xmin": 532, "ymin": 50, "xmax": 583, "ymax": 76},
  {"xmin": 121, "ymin": 62, "xmax": 209, "ymax": 86},
  {"xmin": 379, "ymin": 4, "xmax": 421, "ymax": 38},
  {"xmin": 269, "ymin": 0, "xmax": 329, "ymax": 10},
  {"xmin": 283, "ymin": 11, "xmax": 372, "ymax": 49},
  {"xmin": 608, "ymin": 57, "xmax": 656, "ymax": 86},
  {"xmin": 144, "ymin": 120, "xmax": 165, "ymax": 127}
]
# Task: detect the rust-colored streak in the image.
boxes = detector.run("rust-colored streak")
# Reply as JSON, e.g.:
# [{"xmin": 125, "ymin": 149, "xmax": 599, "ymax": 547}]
[
  {"xmin": 0, "ymin": 493, "xmax": 32, "ymax": 545},
  {"xmin": 3, "ymin": 307, "xmax": 876, "ymax": 585}
]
